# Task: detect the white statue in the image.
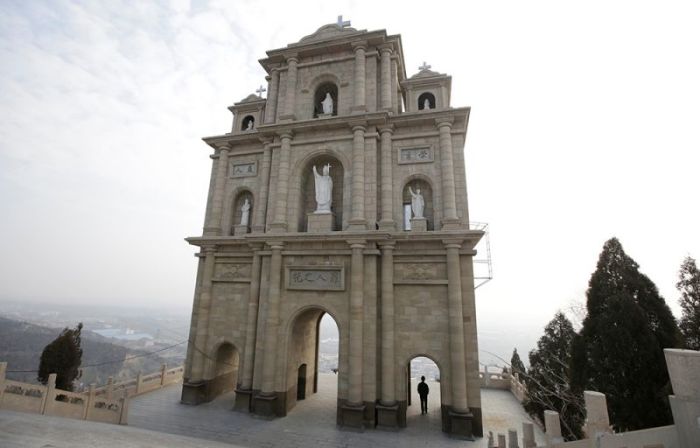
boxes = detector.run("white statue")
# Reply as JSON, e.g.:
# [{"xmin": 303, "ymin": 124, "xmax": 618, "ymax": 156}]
[
  {"xmin": 240, "ymin": 198, "xmax": 251, "ymax": 226},
  {"xmin": 408, "ymin": 185, "xmax": 424, "ymax": 218},
  {"xmin": 246, "ymin": 119, "xmax": 254, "ymax": 131},
  {"xmin": 321, "ymin": 93, "xmax": 333, "ymax": 114},
  {"xmin": 423, "ymin": 98, "xmax": 431, "ymax": 110},
  {"xmin": 312, "ymin": 164, "xmax": 333, "ymax": 213}
]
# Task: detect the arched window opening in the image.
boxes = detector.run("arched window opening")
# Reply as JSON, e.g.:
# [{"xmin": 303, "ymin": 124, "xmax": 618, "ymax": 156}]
[
  {"xmin": 314, "ymin": 82, "xmax": 338, "ymax": 117},
  {"xmin": 241, "ymin": 115, "xmax": 255, "ymax": 131},
  {"xmin": 231, "ymin": 191, "xmax": 253, "ymax": 235},
  {"xmin": 418, "ymin": 92, "xmax": 436, "ymax": 110},
  {"xmin": 286, "ymin": 309, "xmax": 339, "ymax": 415},
  {"xmin": 402, "ymin": 179, "xmax": 434, "ymax": 231},
  {"xmin": 299, "ymin": 155, "xmax": 344, "ymax": 232}
]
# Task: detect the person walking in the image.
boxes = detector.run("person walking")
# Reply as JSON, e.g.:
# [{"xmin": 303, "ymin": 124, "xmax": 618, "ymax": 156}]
[{"xmin": 417, "ymin": 376, "xmax": 429, "ymax": 415}]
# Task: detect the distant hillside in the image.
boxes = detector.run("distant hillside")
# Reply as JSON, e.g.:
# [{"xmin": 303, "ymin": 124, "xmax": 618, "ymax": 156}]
[{"xmin": 0, "ymin": 316, "xmax": 168, "ymax": 388}]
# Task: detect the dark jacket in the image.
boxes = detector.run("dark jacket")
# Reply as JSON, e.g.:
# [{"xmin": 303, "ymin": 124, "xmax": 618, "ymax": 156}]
[{"xmin": 418, "ymin": 381, "xmax": 429, "ymax": 397}]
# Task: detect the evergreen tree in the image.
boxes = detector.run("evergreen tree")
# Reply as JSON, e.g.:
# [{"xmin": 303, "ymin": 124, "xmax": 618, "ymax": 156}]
[
  {"xmin": 523, "ymin": 312, "xmax": 584, "ymax": 440},
  {"xmin": 37, "ymin": 323, "xmax": 83, "ymax": 391},
  {"xmin": 571, "ymin": 238, "xmax": 680, "ymax": 432},
  {"xmin": 510, "ymin": 348, "xmax": 526, "ymax": 378},
  {"xmin": 676, "ymin": 256, "xmax": 700, "ymax": 350}
]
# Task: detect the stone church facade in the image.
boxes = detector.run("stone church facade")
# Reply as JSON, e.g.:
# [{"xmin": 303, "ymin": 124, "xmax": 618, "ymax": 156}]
[{"xmin": 182, "ymin": 20, "xmax": 485, "ymax": 438}]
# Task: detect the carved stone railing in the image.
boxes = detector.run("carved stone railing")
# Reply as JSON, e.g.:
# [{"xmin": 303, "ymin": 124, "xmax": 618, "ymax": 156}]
[
  {"xmin": 93, "ymin": 364, "xmax": 184, "ymax": 399},
  {"xmin": 479, "ymin": 366, "xmax": 527, "ymax": 402},
  {"xmin": 0, "ymin": 362, "xmax": 127, "ymax": 425}
]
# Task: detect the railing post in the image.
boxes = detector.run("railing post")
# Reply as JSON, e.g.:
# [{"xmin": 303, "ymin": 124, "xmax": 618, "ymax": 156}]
[
  {"xmin": 497, "ymin": 433, "xmax": 506, "ymax": 448},
  {"xmin": 160, "ymin": 363, "xmax": 167, "ymax": 386},
  {"xmin": 508, "ymin": 428, "xmax": 519, "ymax": 448},
  {"xmin": 522, "ymin": 422, "xmax": 536, "ymax": 448},
  {"xmin": 484, "ymin": 366, "xmax": 490, "ymax": 387},
  {"xmin": 118, "ymin": 396, "xmax": 129, "ymax": 425},
  {"xmin": 544, "ymin": 410, "xmax": 563, "ymax": 446},
  {"xmin": 0, "ymin": 362, "xmax": 6, "ymax": 405},
  {"xmin": 84, "ymin": 383, "xmax": 95, "ymax": 420},
  {"xmin": 42, "ymin": 373, "xmax": 57, "ymax": 415},
  {"xmin": 135, "ymin": 371, "xmax": 142, "ymax": 395},
  {"xmin": 106, "ymin": 376, "xmax": 113, "ymax": 400}
]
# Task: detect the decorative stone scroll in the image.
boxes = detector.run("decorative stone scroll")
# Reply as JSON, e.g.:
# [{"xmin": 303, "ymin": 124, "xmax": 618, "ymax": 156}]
[
  {"xmin": 286, "ymin": 266, "xmax": 345, "ymax": 291},
  {"xmin": 398, "ymin": 146, "xmax": 433, "ymax": 164},
  {"xmin": 230, "ymin": 161, "xmax": 257, "ymax": 177}
]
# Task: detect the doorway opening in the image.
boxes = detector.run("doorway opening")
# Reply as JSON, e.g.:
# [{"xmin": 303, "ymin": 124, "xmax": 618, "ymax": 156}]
[
  {"xmin": 286, "ymin": 309, "xmax": 340, "ymax": 416},
  {"xmin": 406, "ymin": 356, "xmax": 442, "ymax": 430}
]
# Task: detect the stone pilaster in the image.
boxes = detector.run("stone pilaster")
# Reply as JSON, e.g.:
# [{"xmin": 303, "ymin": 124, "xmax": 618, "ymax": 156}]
[
  {"xmin": 264, "ymin": 69, "xmax": 279, "ymax": 123},
  {"xmin": 252, "ymin": 139, "xmax": 272, "ymax": 233},
  {"xmin": 260, "ymin": 242, "xmax": 283, "ymax": 395},
  {"xmin": 203, "ymin": 144, "xmax": 229, "ymax": 236},
  {"xmin": 379, "ymin": 46, "xmax": 393, "ymax": 111},
  {"xmin": 351, "ymin": 42, "xmax": 367, "ymax": 113},
  {"xmin": 378, "ymin": 125, "xmax": 395, "ymax": 230},
  {"xmin": 444, "ymin": 240, "xmax": 468, "ymax": 412},
  {"xmin": 269, "ymin": 133, "xmax": 292, "ymax": 233},
  {"xmin": 348, "ymin": 239, "xmax": 366, "ymax": 404},
  {"xmin": 437, "ymin": 118, "xmax": 460, "ymax": 229},
  {"xmin": 280, "ymin": 56, "xmax": 298, "ymax": 121},
  {"xmin": 348, "ymin": 124, "xmax": 367, "ymax": 230},
  {"xmin": 379, "ymin": 242, "xmax": 396, "ymax": 405},
  {"xmin": 235, "ymin": 245, "xmax": 263, "ymax": 411}
]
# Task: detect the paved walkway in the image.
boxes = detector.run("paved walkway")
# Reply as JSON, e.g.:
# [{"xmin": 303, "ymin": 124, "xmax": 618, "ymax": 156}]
[{"xmin": 127, "ymin": 374, "xmax": 545, "ymax": 447}]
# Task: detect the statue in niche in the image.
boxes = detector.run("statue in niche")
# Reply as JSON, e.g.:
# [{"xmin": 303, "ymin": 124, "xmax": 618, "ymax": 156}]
[
  {"xmin": 312, "ymin": 164, "xmax": 333, "ymax": 213},
  {"xmin": 321, "ymin": 92, "xmax": 334, "ymax": 115},
  {"xmin": 240, "ymin": 198, "xmax": 251, "ymax": 226},
  {"xmin": 409, "ymin": 185, "xmax": 424, "ymax": 218},
  {"xmin": 245, "ymin": 119, "xmax": 254, "ymax": 131},
  {"xmin": 423, "ymin": 98, "xmax": 431, "ymax": 110}
]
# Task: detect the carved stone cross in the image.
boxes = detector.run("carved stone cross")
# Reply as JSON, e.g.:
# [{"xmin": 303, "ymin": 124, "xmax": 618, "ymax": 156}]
[
  {"xmin": 255, "ymin": 85, "xmax": 266, "ymax": 97},
  {"xmin": 337, "ymin": 15, "xmax": 351, "ymax": 28},
  {"xmin": 419, "ymin": 61, "xmax": 431, "ymax": 71}
]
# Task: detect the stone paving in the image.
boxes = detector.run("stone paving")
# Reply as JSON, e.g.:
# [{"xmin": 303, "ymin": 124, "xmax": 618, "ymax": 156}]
[{"xmin": 128, "ymin": 373, "xmax": 545, "ymax": 447}]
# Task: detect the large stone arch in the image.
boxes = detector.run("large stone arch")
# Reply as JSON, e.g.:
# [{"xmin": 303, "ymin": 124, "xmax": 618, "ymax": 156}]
[
  {"xmin": 400, "ymin": 174, "xmax": 436, "ymax": 231},
  {"xmin": 279, "ymin": 304, "xmax": 345, "ymax": 415},
  {"xmin": 399, "ymin": 352, "xmax": 450, "ymax": 429},
  {"xmin": 288, "ymin": 149, "xmax": 350, "ymax": 232}
]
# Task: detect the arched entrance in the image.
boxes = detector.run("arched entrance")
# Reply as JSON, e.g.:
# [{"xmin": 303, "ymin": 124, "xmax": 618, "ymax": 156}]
[
  {"xmin": 207, "ymin": 342, "xmax": 240, "ymax": 401},
  {"xmin": 285, "ymin": 308, "xmax": 340, "ymax": 416},
  {"xmin": 405, "ymin": 356, "xmax": 442, "ymax": 431}
]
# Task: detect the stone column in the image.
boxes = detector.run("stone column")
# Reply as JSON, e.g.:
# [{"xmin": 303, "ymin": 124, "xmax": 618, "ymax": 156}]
[
  {"xmin": 264, "ymin": 69, "xmax": 279, "ymax": 123},
  {"xmin": 347, "ymin": 240, "xmax": 366, "ymax": 405},
  {"xmin": 252, "ymin": 140, "xmax": 272, "ymax": 233},
  {"xmin": 436, "ymin": 118, "xmax": 460, "ymax": 228},
  {"xmin": 260, "ymin": 243, "xmax": 284, "ymax": 394},
  {"xmin": 379, "ymin": 47, "xmax": 393, "ymax": 110},
  {"xmin": 445, "ymin": 240, "xmax": 468, "ymax": 412},
  {"xmin": 349, "ymin": 124, "xmax": 366, "ymax": 230},
  {"xmin": 191, "ymin": 246, "xmax": 216, "ymax": 380},
  {"xmin": 270, "ymin": 133, "xmax": 292, "ymax": 232},
  {"xmin": 378, "ymin": 125, "xmax": 395, "ymax": 230},
  {"xmin": 379, "ymin": 242, "xmax": 395, "ymax": 404},
  {"xmin": 281, "ymin": 56, "xmax": 298, "ymax": 120},
  {"xmin": 240, "ymin": 247, "xmax": 263, "ymax": 390},
  {"xmin": 351, "ymin": 42, "xmax": 367, "ymax": 113},
  {"xmin": 204, "ymin": 144, "xmax": 229, "ymax": 236}
]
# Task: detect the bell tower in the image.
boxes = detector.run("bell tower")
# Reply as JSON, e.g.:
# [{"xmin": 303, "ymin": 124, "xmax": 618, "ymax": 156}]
[{"xmin": 182, "ymin": 19, "xmax": 484, "ymax": 439}]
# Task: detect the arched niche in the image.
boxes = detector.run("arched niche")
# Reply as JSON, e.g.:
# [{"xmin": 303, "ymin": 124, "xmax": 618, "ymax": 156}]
[
  {"xmin": 418, "ymin": 92, "xmax": 436, "ymax": 110},
  {"xmin": 241, "ymin": 115, "xmax": 255, "ymax": 131},
  {"xmin": 231, "ymin": 189, "xmax": 253, "ymax": 235},
  {"xmin": 402, "ymin": 178, "xmax": 434, "ymax": 230},
  {"xmin": 208, "ymin": 342, "xmax": 239, "ymax": 399},
  {"xmin": 314, "ymin": 82, "xmax": 338, "ymax": 117},
  {"xmin": 298, "ymin": 154, "xmax": 344, "ymax": 231}
]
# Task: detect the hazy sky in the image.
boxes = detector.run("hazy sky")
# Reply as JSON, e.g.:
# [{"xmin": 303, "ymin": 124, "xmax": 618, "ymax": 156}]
[{"xmin": 1, "ymin": 1, "xmax": 699, "ymax": 358}]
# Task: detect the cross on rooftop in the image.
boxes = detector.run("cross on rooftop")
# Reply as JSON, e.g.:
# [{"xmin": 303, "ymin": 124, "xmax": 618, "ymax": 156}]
[
  {"xmin": 256, "ymin": 85, "xmax": 266, "ymax": 97},
  {"xmin": 419, "ymin": 61, "xmax": 431, "ymax": 71},
  {"xmin": 337, "ymin": 15, "xmax": 351, "ymax": 28}
]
